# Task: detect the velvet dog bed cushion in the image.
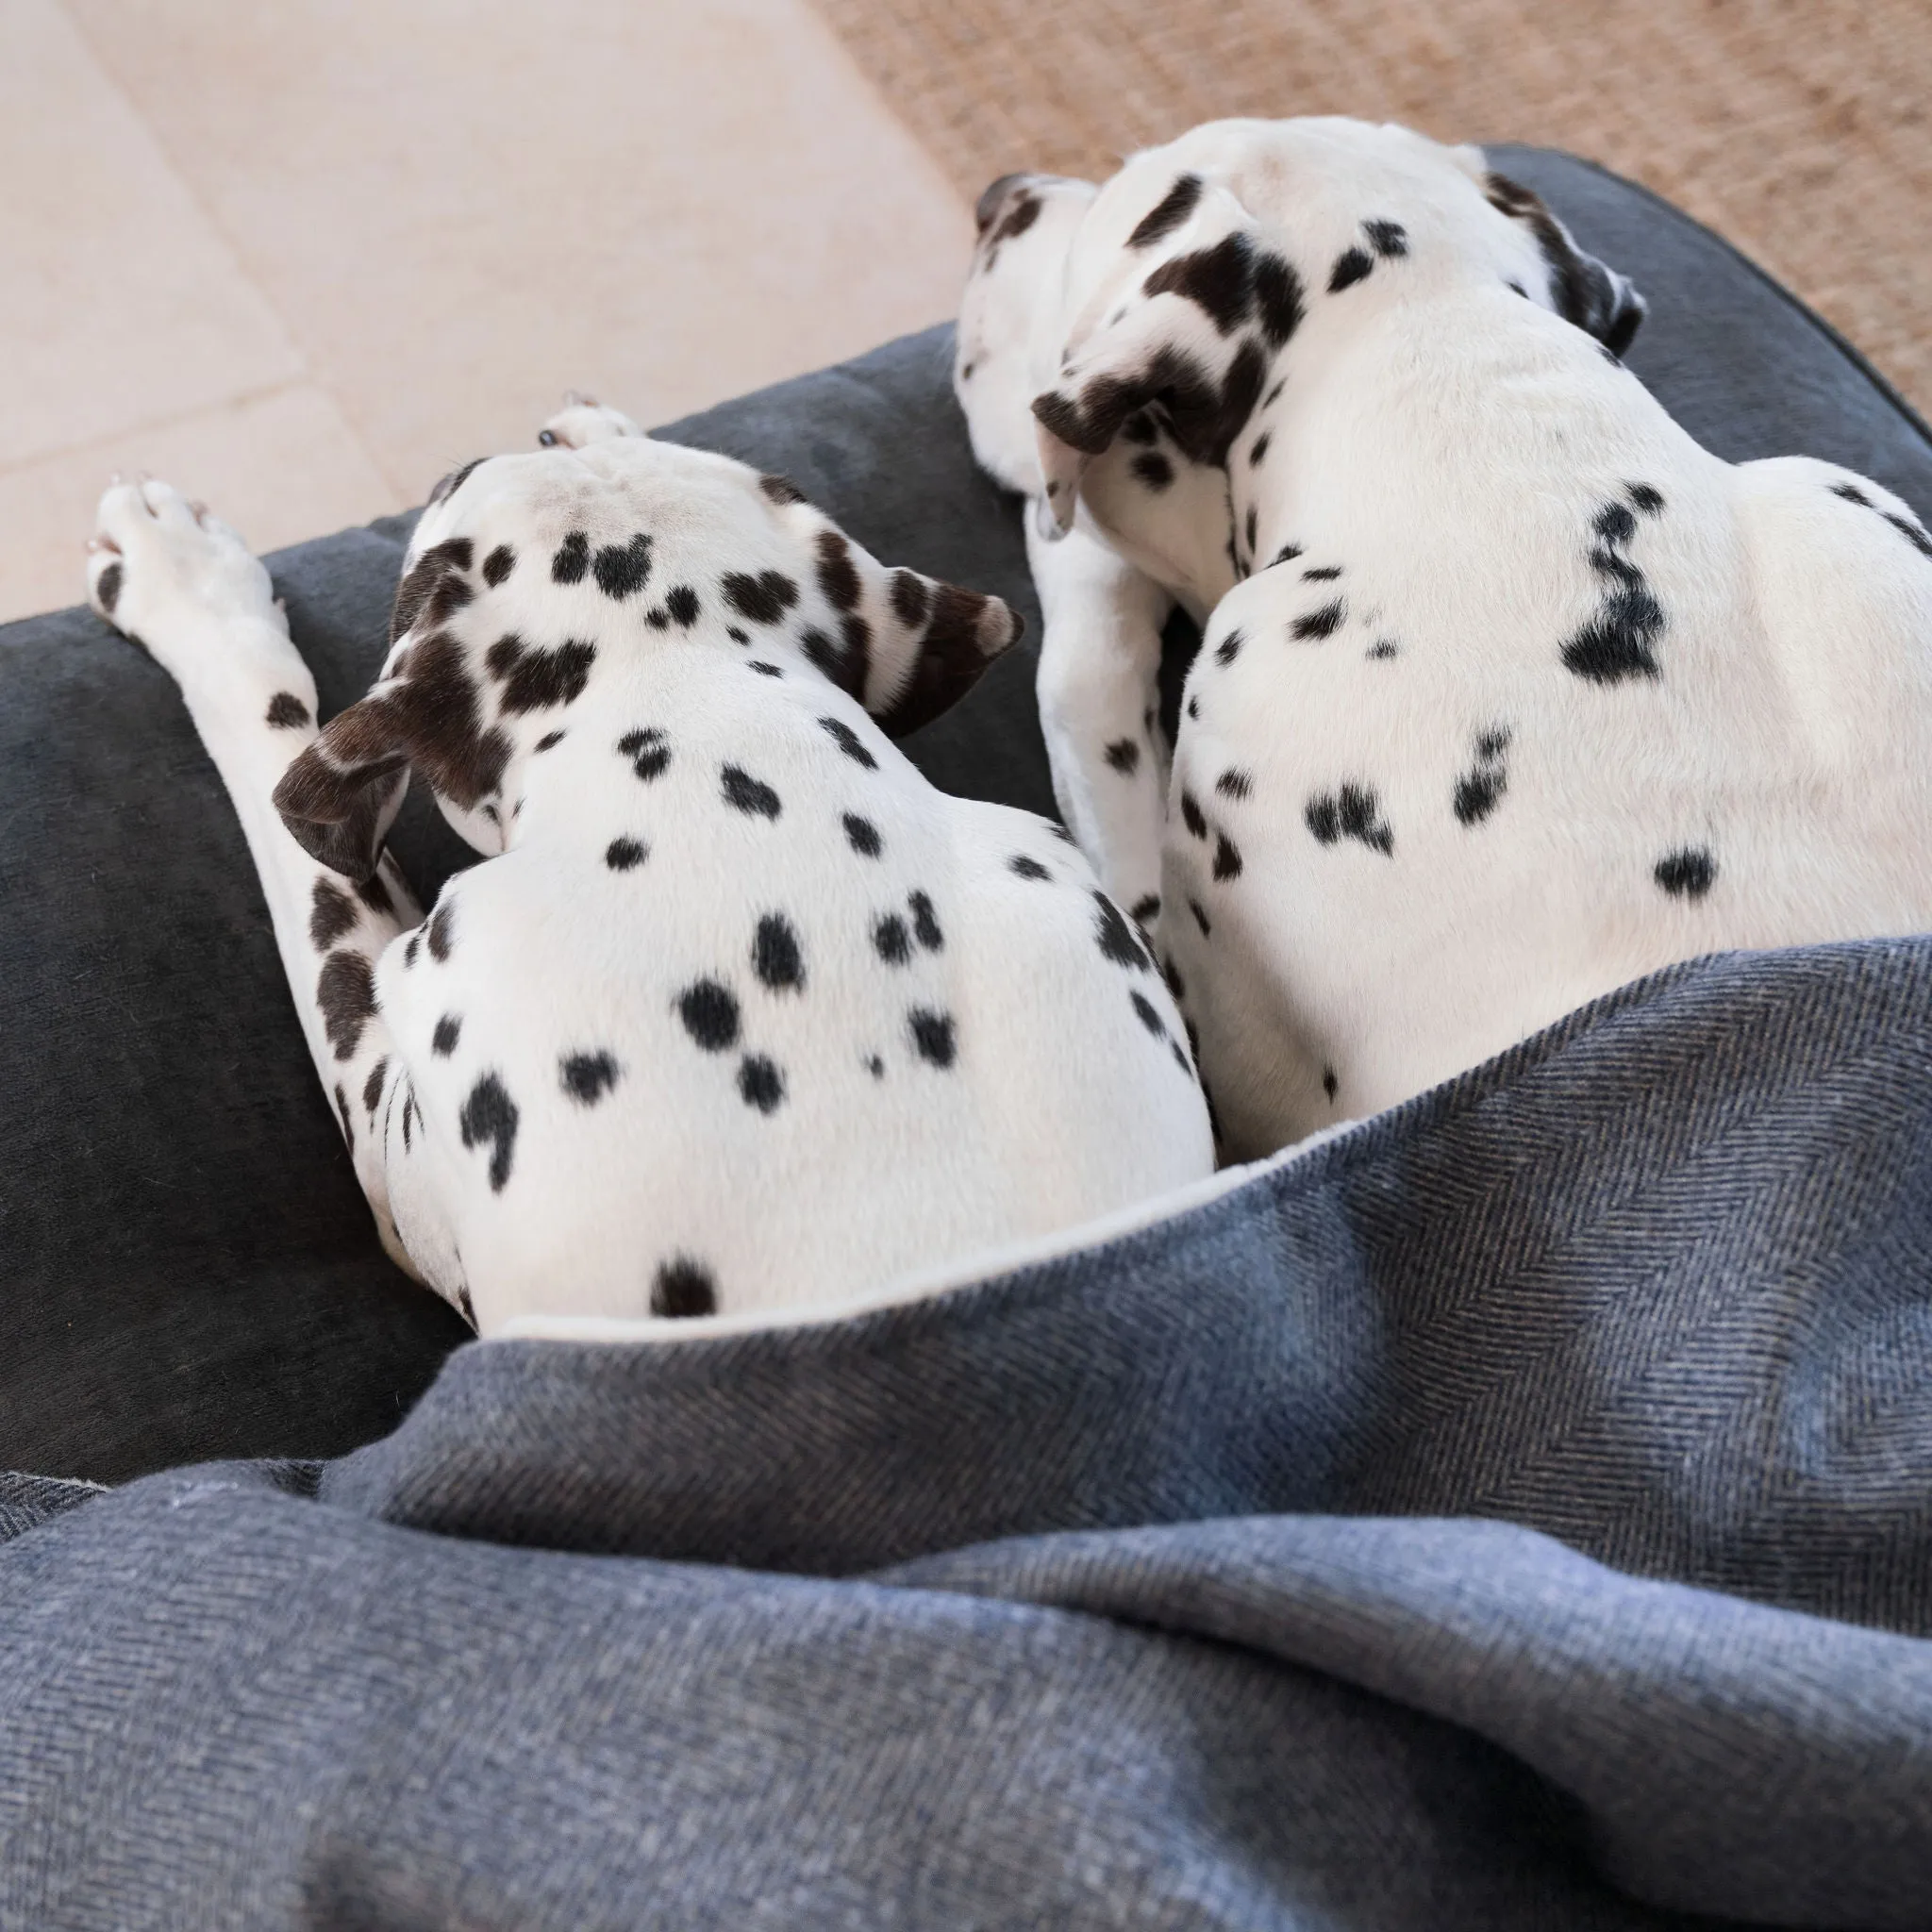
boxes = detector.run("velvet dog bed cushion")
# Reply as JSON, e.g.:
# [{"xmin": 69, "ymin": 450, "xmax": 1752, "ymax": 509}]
[{"xmin": 4, "ymin": 148, "xmax": 1929, "ymax": 1484}]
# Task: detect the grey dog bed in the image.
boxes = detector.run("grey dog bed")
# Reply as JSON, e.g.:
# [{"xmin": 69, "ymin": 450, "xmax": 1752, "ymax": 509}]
[
  {"xmin": 4, "ymin": 151, "xmax": 1932, "ymax": 1930},
  {"xmin": 0, "ymin": 146, "xmax": 1926, "ymax": 1489}
]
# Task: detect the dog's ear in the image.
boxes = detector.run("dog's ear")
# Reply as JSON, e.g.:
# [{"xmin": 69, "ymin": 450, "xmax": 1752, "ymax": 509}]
[
  {"xmin": 1483, "ymin": 170, "xmax": 1646, "ymax": 355},
  {"xmin": 759, "ymin": 486, "xmax": 1025, "ymax": 736},
  {"xmin": 1027, "ymin": 190, "xmax": 1292, "ymax": 538},
  {"xmin": 273, "ymin": 540, "xmax": 508, "ymax": 881}
]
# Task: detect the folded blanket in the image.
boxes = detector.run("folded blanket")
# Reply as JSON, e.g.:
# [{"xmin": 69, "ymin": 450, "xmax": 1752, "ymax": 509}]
[{"xmin": 5, "ymin": 936, "xmax": 1930, "ymax": 1928}]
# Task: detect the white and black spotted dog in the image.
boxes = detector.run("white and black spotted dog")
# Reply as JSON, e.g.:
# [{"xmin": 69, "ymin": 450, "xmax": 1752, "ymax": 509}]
[
  {"xmin": 84, "ymin": 411, "xmax": 1212, "ymax": 1333},
  {"xmin": 957, "ymin": 115, "xmax": 1932, "ymax": 1158}
]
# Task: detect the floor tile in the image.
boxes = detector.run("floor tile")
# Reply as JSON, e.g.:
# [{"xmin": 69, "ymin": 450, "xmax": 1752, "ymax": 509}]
[
  {"xmin": 0, "ymin": 0, "xmax": 307, "ymax": 470},
  {"xmin": 68, "ymin": 0, "xmax": 974, "ymax": 503},
  {"xmin": 0, "ymin": 385, "xmax": 403, "ymax": 624}
]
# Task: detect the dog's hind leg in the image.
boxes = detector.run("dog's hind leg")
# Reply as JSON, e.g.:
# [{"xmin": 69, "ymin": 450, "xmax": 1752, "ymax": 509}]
[
  {"xmin": 1027, "ymin": 516, "xmax": 1174, "ymax": 932},
  {"xmin": 84, "ymin": 478, "xmax": 436, "ymax": 1293}
]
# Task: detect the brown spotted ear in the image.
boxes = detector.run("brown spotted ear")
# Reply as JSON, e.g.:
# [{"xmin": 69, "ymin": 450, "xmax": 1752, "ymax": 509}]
[
  {"xmin": 1483, "ymin": 172, "xmax": 1646, "ymax": 355},
  {"xmin": 274, "ymin": 725, "xmax": 409, "ymax": 884},
  {"xmin": 1029, "ymin": 201, "xmax": 1293, "ymax": 536},
  {"xmin": 870, "ymin": 568, "xmax": 1024, "ymax": 736}
]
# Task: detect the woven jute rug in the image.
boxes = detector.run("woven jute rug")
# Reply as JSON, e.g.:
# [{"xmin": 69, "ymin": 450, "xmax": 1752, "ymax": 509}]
[{"xmin": 817, "ymin": 0, "xmax": 1931, "ymax": 420}]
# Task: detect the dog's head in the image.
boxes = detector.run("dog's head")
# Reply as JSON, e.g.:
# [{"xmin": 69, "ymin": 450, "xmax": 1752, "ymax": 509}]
[
  {"xmin": 1026, "ymin": 118, "xmax": 1645, "ymax": 542},
  {"xmin": 273, "ymin": 436, "xmax": 1021, "ymax": 881}
]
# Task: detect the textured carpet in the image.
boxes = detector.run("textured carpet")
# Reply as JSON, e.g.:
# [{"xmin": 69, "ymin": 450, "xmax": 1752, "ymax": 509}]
[{"xmin": 817, "ymin": 0, "xmax": 1931, "ymax": 419}]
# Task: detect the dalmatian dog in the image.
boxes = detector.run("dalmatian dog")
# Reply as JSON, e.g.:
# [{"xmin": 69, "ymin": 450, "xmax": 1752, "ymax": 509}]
[
  {"xmin": 957, "ymin": 114, "xmax": 1932, "ymax": 1158},
  {"xmin": 83, "ymin": 415, "xmax": 1213, "ymax": 1334}
]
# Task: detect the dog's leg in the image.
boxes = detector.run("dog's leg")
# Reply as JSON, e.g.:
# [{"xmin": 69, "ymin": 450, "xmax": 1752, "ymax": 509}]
[
  {"xmin": 1027, "ymin": 515, "xmax": 1174, "ymax": 929},
  {"xmin": 85, "ymin": 478, "xmax": 426, "ymax": 1284}
]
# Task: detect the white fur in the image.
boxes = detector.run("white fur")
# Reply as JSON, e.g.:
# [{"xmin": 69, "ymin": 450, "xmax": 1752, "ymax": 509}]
[
  {"xmin": 86, "ymin": 422, "xmax": 1212, "ymax": 1334},
  {"xmin": 957, "ymin": 115, "xmax": 1932, "ymax": 1158}
]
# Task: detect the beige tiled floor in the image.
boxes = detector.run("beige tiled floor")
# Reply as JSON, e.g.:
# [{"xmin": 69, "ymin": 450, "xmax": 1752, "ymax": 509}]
[{"xmin": 0, "ymin": 0, "xmax": 971, "ymax": 624}]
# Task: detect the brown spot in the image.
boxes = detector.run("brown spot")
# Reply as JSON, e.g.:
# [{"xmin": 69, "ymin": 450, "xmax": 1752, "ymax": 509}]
[
  {"xmin": 266, "ymin": 691, "xmax": 310, "ymax": 730},
  {"xmin": 759, "ymin": 475, "xmax": 808, "ymax": 506},
  {"xmin": 318, "ymin": 951, "xmax": 376, "ymax": 1060},
  {"xmin": 815, "ymin": 528, "xmax": 862, "ymax": 611},
  {"xmin": 309, "ymin": 877, "xmax": 358, "ymax": 951},
  {"xmin": 427, "ymin": 900, "xmax": 455, "ymax": 961}
]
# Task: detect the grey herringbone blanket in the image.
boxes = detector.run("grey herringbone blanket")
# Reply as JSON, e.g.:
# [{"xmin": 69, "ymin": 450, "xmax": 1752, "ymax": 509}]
[{"xmin": 6, "ymin": 936, "xmax": 1932, "ymax": 1929}]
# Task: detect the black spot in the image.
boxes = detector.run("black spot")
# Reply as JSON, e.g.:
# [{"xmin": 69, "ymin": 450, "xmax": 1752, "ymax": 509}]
[
  {"xmin": 1180, "ymin": 791, "xmax": 1208, "ymax": 839},
  {"xmin": 843, "ymin": 813, "xmax": 883, "ymax": 857},
  {"xmin": 551, "ymin": 531, "xmax": 590, "ymax": 584},
  {"xmin": 749, "ymin": 660, "xmax": 783, "ymax": 678},
  {"xmin": 432, "ymin": 1014, "xmax": 461, "ymax": 1056},
  {"xmin": 1655, "ymin": 847, "xmax": 1716, "ymax": 900},
  {"xmin": 801, "ymin": 627, "xmax": 843, "ymax": 681},
  {"xmin": 1215, "ymin": 769, "xmax": 1253, "ymax": 801},
  {"xmin": 362, "ymin": 1058, "xmax": 388, "ymax": 1116},
  {"xmin": 1244, "ymin": 504, "xmax": 1258, "ymax": 558},
  {"xmin": 95, "ymin": 561, "xmax": 124, "ymax": 616},
  {"xmin": 318, "ymin": 951, "xmax": 376, "ymax": 1060},
  {"xmin": 1214, "ymin": 628, "xmax": 1244, "ymax": 667},
  {"xmin": 1292, "ymin": 599, "xmax": 1346, "ymax": 641},
  {"xmin": 1128, "ymin": 172, "xmax": 1204, "ymax": 247},
  {"xmin": 889, "ymin": 570, "xmax": 930, "ymax": 627},
  {"xmin": 535, "ymin": 729, "xmax": 566, "ymax": 752},
  {"xmin": 820, "ymin": 715, "xmax": 878, "ymax": 769},
  {"xmin": 1049, "ymin": 821, "xmax": 1076, "ymax": 845},
  {"xmin": 559, "ymin": 1050, "xmax": 620, "ymax": 1104},
  {"xmin": 429, "ymin": 460, "xmax": 485, "ymax": 507},
  {"xmin": 488, "ymin": 634, "xmax": 597, "ymax": 712},
  {"xmin": 1010, "ymin": 855, "xmax": 1051, "ymax": 880},
  {"xmin": 1302, "ymin": 564, "xmax": 1342, "ymax": 582},
  {"xmin": 1211, "ymin": 833, "xmax": 1242, "ymax": 880},
  {"xmin": 1322, "ymin": 1065, "xmax": 1339, "ymax": 1101},
  {"xmin": 1130, "ymin": 893, "xmax": 1161, "ymax": 924},
  {"xmin": 1092, "ymin": 890, "xmax": 1151, "ymax": 971},
  {"xmin": 908, "ymin": 891, "xmax": 943, "ymax": 951},
  {"xmin": 666, "ymin": 584, "xmax": 701, "ymax": 626},
  {"xmin": 1329, "ymin": 246, "xmax": 1374, "ymax": 292},
  {"xmin": 1131, "ymin": 450, "xmax": 1175, "ymax": 491},
  {"xmin": 1367, "ymin": 640, "xmax": 1399, "ymax": 661},
  {"xmin": 400, "ymin": 1088, "xmax": 414, "ymax": 1150},
  {"xmin": 1886, "ymin": 512, "xmax": 1932, "ymax": 560},
  {"xmin": 1263, "ymin": 378, "xmax": 1287, "ymax": 408},
  {"xmin": 652, "ymin": 1257, "xmax": 716, "ymax": 1319},
  {"xmin": 1171, "ymin": 1041, "xmax": 1191, "ymax": 1074},
  {"xmin": 1365, "ymin": 219, "xmax": 1408, "ymax": 258},
  {"xmin": 481, "ymin": 543, "xmax": 516, "ymax": 588},
  {"xmin": 355, "ymin": 870, "xmax": 393, "ymax": 918},
  {"xmin": 814, "ymin": 529, "xmax": 862, "ymax": 614},
  {"xmin": 738, "ymin": 1055, "xmax": 785, "ymax": 1113},
  {"xmin": 309, "ymin": 878, "xmax": 358, "ymax": 951},
  {"xmin": 760, "ymin": 474, "xmax": 808, "ymax": 506},
  {"xmin": 677, "ymin": 979, "xmax": 740, "ymax": 1051},
  {"xmin": 267, "ymin": 691, "xmax": 310, "ymax": 729},
  {"xmin": 1252, "ymin": 253, "xmax": 1305, "ymax": 347},
  {"xmin": 1249, "ymin": 433, "xmax": 1270, "ymax": 467},
  {"xmin": 1272, "ymin": 542, "xmax": 1303, "ymax": 568},
  {"xmin": 1130, "ymin": 991, "xmax": 1166, "ymax": 1037},
  {"xmin": 874, "ymin": 915, "xmax": 911, "ymax": 965},
  {"xmin": 722, "ymin": 570, "xmax": 798, "ymax": 625},
  {"xmin": 1104, "ymin": 738, "xmax": 1141, "ymax": 775},
  {"xmin": 458, "ymin": 1074, "xmax": 519, "ymax": 1191},
  {"xmin": 606, "ymin": 837, "xmax": 647, "ymax": 871},
  {"xmin": 1190, "ymin": 899, "xmax": 1211, "ymax": 937},
  {"xmin": 619, "ymin": 725, "xmax": 672, "ymax": 780},
  {"xmin": 908, "ymin": 1009, "xmax": 957, "ymax": 1068},
  {"xmin": 722, "ymin": 764, "xmax": 781, "ymax": 818},
  {"xmin": 335, "ymin": 1083, "xmax": 353, "ymax": 1146},
  {"xmin": 1830, "ymin": 481, "xmax": 1872, "ymax": 508},
  {"xmin": 1121, "ymin": 411, "xmax": 1158, "ymax": 446},
  {"xmin": 405, "ymin": 932, "xmax": 422, "ymax": 968},
  {"xmin": 753, "ymin": 913, "xmax": 805, "ymax": 991},
  {"xmin": 592, "ymin": 533, "xmax": 653, "ymax": 600},
  {"xmin": 1627, "ymin": 483, "xmax": 1665, "ymax": 515},
  {"xmin": 1187, "ymin": 696, "xmax": 1201, "ymax": 720},
  {"xmin": 866, "ymin": 1055, "xmax": 885, "ymax": 1079},
  {"xmin": 1162, "ymin": 956, "xmax": 1185, "ymax": 1000},
  {"xmin": 1593, "ymin": 501, "xmax": 1638, "ymax": 548},
  {"xmin": 727, "ymin": 626, "xmax": 750, "ymax": 645},
  {"xmin": 1306, "ymin": 783, "xmax": 1394, "ymax": 857},
  {"xmin": 1561, "ymin": 586, "xmax": 1665, "ymax": 683},
  {"xmin": 1143, "ymin": 232, "xmax": 1257, "ymax": 334},
  {"xmin": 1454, "ymin": 725, "xmax": 1511, "ymax": 826}
]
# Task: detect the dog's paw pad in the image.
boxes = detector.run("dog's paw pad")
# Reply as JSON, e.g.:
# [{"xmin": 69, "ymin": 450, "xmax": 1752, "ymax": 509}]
[{"xmin": 538, "ymin": 398, "xmax": 644, "ymax": 449}]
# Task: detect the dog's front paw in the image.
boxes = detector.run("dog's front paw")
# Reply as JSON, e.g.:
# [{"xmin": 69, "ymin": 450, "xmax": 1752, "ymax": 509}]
[
  {"xmin": 538, "ymin": 392, "xmax": 644, "ymax": 449},
  {"xmin": 87, "ymin": 478, "xmax": 281, "ymax": 674}
]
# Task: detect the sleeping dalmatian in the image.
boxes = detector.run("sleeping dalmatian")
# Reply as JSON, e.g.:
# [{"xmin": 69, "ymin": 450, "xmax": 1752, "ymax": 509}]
[
  {"xmin": 956, "ymin": 114, "xmax": 1932, "ymax": 1158},
  {"xmin": 83, "ymin": 415, "xmax": 1212, "ymax": 1333}
]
